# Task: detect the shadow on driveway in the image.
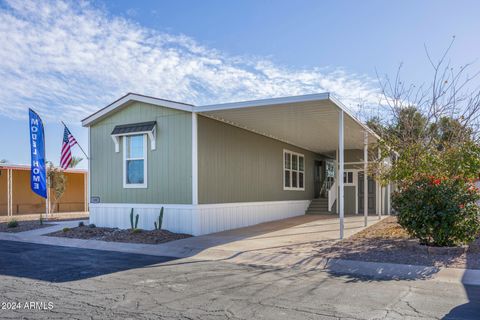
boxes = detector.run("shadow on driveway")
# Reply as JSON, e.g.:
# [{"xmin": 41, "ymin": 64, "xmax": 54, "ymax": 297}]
[{"xmin": 0, "ymin": 240, "xmax": 177, "ymax": 283}]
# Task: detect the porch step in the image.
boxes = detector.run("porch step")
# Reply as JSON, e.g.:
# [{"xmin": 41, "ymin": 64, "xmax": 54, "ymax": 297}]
[{"xmin": 306, "ymin": 198, "xmax": 331, "ymax": 215}]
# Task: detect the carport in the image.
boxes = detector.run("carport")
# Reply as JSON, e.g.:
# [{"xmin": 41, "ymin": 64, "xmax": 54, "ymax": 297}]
[{"xmin": 196, "ymin": 93, "xmax": 390, "ymax": 238}]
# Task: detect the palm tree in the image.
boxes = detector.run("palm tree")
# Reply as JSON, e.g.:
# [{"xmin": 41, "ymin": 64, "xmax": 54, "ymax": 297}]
[{"xmin": 69, "ymin": 156, "xmax": 83, "ymax": 168}]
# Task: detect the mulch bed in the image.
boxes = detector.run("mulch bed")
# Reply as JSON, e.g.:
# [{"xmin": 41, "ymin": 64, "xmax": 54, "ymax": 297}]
[
  {"xmin": 48, "ymin": 226, "xmax": 192, "ymax": 244},
  {"xmin": 322, "ymin": 217, "xmax": 480, "ymax": 269},
  {"xmin": 0, "ymin": 221, "xmax": 53, "ymax": 233}
]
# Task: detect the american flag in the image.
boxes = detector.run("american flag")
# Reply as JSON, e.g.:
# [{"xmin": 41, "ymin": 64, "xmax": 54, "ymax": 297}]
[{"xmin": 60, "ymin": 125, "xmax": 78, "ymax": 169}]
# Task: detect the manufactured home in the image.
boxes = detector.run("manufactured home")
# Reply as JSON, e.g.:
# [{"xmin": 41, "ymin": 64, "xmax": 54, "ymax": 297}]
[{"xmin": 82, "ymin": 93, "xmax": 392, "ymax": 236}]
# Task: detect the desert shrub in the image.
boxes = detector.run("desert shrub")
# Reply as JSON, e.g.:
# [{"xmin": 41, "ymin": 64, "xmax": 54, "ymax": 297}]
[
  {"xmin": 62, "ymin": 227, "xmax": 71, "ymax": 232},
  {"xmin": 78, "ymin": 221, "xmax": 85, "ymax": 227},
  {"xmin": 7, "ymin": 220, "xmax": 18, "ymax": 228},
  {"xmin": 88, "ymin": 223, "xmax": 96, "ymax": 228},
  {"xmin": 393, "ymin": 175, "xmax": 480, "ymax": 246},
  {"xmin": 131, "ymin": 228, "xmax": 141, "ymax": 234}
]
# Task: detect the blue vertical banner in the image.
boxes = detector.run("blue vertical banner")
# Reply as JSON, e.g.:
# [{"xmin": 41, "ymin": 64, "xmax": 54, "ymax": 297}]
[{"xmin": 29, "ymin": 108, "xmax": 47, "ymax": 198}]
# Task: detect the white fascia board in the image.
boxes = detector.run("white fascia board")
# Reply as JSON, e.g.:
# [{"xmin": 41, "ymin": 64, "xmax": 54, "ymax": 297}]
[
  {"xmin": 82, "ymin": 93, "xmax": 194, "ymax": 127},
  {"xmin": 196, "ymin": 93, "xmax": 331, "ymax": 112}
]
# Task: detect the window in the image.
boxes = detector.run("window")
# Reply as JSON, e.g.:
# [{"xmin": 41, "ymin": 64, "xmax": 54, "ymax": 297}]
[
  {"xmin": 343, "ymin": 170, "xmax": 355, "ymax": 186},
  {"xmin": 284, "ymin": 150, "xmax": 305, "ymax": 190},
  {"xmin": 123, "ymin": 134, "xmax": 147, "ymax": 188}
]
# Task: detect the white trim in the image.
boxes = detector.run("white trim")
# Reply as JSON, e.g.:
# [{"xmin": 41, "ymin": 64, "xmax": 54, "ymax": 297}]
[
  {"xmin": 123, "ymin": 134, "xmax": 148, "ymax": 189},
  {"xmin": 197, "ymin": 93, "xmax": 330, "ymax": 112},
  {"xmin": 363, "ymin": 131, "xmax": 368, "ymax": 226},
  {"xmin": 111, "ymin": 135, "xmax": 120, "ymax": 153},
  {"xmin": 338, "ymin": 110, "xmax": 345, "ymax": 239},
  {"xmin": 283, "ymin": 149, "xmax": 305, "ymax": 191},
  {"xmin": 88, "ymin": 127, "xmax": 91, "ymax": 209},
  {"xmin": 82, "ymin": 93, "xmax": 194, "ymax": 127},
  {"xmin": 192, "ymin": 112, "xmax": 198, "ymax": 205}
]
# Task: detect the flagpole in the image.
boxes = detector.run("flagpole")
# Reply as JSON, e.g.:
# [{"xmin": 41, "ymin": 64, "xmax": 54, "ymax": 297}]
[
  {"xmin": 46, "ymin": 166, "xmax": 49, "ymax": 220},
  {"xmin": 61, "ymin": 121, "xmax": 89, "ymax": 159}
]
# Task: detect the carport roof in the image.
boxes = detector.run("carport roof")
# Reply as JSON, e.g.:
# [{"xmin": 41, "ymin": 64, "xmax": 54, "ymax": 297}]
[{"xmin": 196, "ymin": 93, "xmax": 379, "ymax": 154}]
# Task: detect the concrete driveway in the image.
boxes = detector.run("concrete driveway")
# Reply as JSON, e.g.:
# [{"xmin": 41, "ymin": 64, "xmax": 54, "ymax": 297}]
[{"xmin": 158, "ymin": 214, "xmax": 386, "ymax": 261}]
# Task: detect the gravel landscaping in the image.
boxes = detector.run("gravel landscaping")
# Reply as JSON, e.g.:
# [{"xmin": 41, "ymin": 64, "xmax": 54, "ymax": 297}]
[
  {"xmin": 48, "ymin": 225, "xmax": 192, "ymax": 244},
  {"xmin": 0, "ymin": 220, "xmax": 53, "ymax": 233},
  {"xmin": 276, "ymin": 216, "xmax": 480, "ymax": 270}
]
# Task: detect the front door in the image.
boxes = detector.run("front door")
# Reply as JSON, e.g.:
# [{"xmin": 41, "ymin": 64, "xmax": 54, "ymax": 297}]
[
  {"xmin": 358, "ymin": 172, "xmax": 376, "ymax": 214},
  {"xmin": 313, "ymin": 160, "xmax": 322, "ymax": 198}
]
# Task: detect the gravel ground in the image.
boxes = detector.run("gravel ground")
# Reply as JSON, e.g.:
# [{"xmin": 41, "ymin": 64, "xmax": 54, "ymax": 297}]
[
  {"xmin": 47, "ymin": 226, "xmax": 192, "ymax": 244},
  {"xmin": 272, "ymin": 217, "xmax": 480, "ymax": 270},
  {"xmin": 0, "ymin": 221, "xmax": 52, "ymax": 233}
]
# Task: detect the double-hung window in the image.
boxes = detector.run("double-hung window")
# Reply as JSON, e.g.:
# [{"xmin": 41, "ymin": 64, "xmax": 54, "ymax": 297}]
[
  {"xmin": 284, "ymin": 150, "xmax": 305, "ymax": 190},
  {"xmin": 343, "ymin": 170, "xmax": 355, "ymax": 186},
  {"xmin": 123, "ymin": 134, "xmax": 147, "ymax": 188}
]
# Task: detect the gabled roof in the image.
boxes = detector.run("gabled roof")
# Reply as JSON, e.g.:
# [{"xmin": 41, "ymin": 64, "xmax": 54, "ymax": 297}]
[{"xmin": 82, "ymin": 93, "xmax": 194, "ymax": 127}]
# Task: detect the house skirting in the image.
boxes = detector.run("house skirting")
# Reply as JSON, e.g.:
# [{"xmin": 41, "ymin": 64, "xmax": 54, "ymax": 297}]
[{"xmin": 89, "ymin": 200, "xmax": 310, "ymax": 236}]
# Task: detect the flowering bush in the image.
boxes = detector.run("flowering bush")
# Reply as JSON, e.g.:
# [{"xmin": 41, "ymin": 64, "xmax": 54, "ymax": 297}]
[{"xmin": 392, "ymin": 175, "xmax": 480, "ymax": 246}]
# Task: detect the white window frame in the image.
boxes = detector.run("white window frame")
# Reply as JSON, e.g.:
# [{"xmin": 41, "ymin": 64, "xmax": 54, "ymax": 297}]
[
  {"xmin": 343, "ymin": 170, "xmax": 355, "ymax": 186},
  {"xmin": 123, "ymin": 134, "xmax": 148, "ymax": 188},
  {"xmin": 283, "ymin": 149, "xmax": 305, "ymax": 191}
]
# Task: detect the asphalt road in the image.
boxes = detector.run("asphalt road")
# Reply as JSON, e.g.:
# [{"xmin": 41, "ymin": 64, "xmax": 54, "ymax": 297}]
[{"xmin": 0, "ymin": 240, "xmax": 478, "ymax": 319}]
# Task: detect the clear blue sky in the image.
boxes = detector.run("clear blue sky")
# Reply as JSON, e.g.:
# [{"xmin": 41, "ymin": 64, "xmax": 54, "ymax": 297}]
[{"xmin": 1, "ymin": 0, "xmax": 479, "ymax": 169}]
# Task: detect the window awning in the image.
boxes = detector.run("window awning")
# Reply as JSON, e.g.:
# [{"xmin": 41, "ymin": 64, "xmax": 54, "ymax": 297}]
[
  {"xmin": 111, "ymin": 121, "xmax": 156, "ymax": 135},
  {"xmin": 111, "ymin": 121, "xmax": 157, "ymax": 152}
]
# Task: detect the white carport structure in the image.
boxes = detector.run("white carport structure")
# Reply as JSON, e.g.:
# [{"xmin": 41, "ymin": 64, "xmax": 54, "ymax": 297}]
[{"xmin": 196, "ymin": 93, "xmax": 387, "ymax": 239}]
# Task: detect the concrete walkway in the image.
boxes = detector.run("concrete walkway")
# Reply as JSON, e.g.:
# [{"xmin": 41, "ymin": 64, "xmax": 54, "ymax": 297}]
[{"xmin": 1, "ymin": 214, "xmax": 479, "ymax": 286}]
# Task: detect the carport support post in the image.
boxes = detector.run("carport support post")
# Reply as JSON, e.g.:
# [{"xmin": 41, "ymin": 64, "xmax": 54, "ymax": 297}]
[
  {"xmin": 338, "ymin": 111, "xmax": 345, "ymax": 239},
  {"xmin": 377, "ymin": 148, "xmax": 382, "ymax": 220},
  {"xmin": 363, "ymin": 131, "xmax": 368, "ymax": 227}
]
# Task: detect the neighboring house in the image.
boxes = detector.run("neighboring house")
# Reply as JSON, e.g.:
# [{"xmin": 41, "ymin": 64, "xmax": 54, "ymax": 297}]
[
  {"xmin": 82, "ymin": 93, "xmax": 392, "ymax": 236},
  {"xmin": 0, "ymin": 164, "xmax": 88, "ymax": 216}
]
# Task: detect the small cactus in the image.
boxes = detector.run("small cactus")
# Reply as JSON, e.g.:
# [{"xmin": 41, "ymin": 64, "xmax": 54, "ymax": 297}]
[
  {"xmin": 130, "ymin": 208, "xmax": 134, "ymax": 229},
  {"xmin": 154, "ymin": 207, "xmax": 164, "ymax": 230},
  {"xmin": 134, "ymin": 213, "xmax": 139, "ymax": 229}
]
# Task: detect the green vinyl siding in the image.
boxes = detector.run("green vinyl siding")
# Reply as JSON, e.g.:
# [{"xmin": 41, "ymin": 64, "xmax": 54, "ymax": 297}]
[
  {"xmin": 90, "ymin": 102, "xmax": 192, "ymax": 204},
  {"xmin": 197, "ymin": 115, "xmax": 322, "ymax": 204}
]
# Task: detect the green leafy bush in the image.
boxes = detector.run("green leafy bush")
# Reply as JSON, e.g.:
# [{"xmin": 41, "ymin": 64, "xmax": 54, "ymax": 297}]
[
  {"xmin": 62, "ymin": 227, "xmax": 71, "ymax": 232},
  {"xmin": 78, "ymin": 221, "xmax": 85, "ymax": 227},
  {"xmin": 7, "ymin": 220, "xmax": 18, "ymax": 228},
  {"xmin": 393, "ymin": 175, "xmax": 480, "ymax": 246},
  {"xmin": 88, "ymin": 223, "xmax": 96, "ymax": 228},
  {"xmin": 131, "ymin": 228, "xmax": 141, "ymax": 234}
]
